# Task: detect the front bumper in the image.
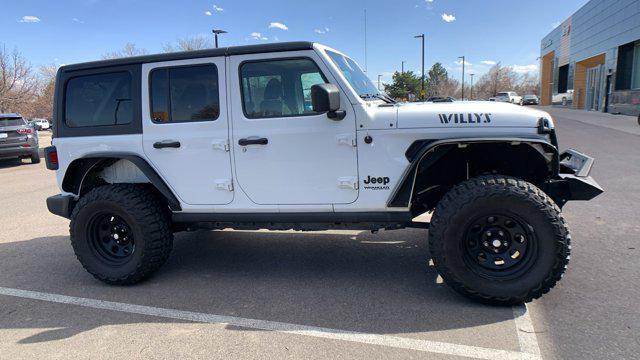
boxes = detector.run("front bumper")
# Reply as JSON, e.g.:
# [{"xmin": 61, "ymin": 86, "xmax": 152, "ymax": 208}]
[
  {"xmin": 545, "ymin": 149, "xmax": 603, "ymax": 207},
  {"xmin": 47, "ymin": 194, "xmax": 75, "ymax": 219}
]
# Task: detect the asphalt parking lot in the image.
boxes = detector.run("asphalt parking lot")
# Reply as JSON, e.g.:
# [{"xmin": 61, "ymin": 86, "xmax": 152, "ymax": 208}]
[{"xmin": 0, "ymin": 107, "xmax": 638, "ymax": 359}]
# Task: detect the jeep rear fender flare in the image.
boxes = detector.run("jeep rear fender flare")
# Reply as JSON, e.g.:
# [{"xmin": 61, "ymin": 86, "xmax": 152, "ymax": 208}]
[
  {"xmin": 387, "ymin": 137, "xmax": 559, "ymax": 208},
  {"xmin": 62, "ymin": 153, "xmax": 181, "ymax": 211}
]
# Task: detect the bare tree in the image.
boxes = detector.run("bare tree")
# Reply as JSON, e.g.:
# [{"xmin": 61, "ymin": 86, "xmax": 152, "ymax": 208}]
[
  {"xmin": 514, "ymin": 73, "xmax": 539, "ymax": 96},
  {"xmin": 28, "ymin": 64, "xmax": 58, "ymax": 119},
  {"xmin": 440, "ymin": 78, "xmax": 461, "ymax": 98},
  {"xmin": 474, "ymin": 63, "xmax": 519, "ymax": 100},
  {"xmin": 0, "ymin": 46, "xmax": 38, "ymax": 113},
  {"xmin": 163, "ymin": 36, "xmax": 212, "ymax": 53},
  {"xmin": 102, "ymin": 43, "xmax": 148, "ymax": 59}
]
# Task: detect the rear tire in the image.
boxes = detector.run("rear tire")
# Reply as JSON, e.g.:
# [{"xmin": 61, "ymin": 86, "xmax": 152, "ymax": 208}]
[
  {"xmin": 70, "ymin": 184, "xmax": 173, "ymax": 285},
  {"xmin": 30, "ymin": 153, "xmax": 40, "ymax": 164},
  {"xmin": 428, "ymin": 175, "xmax": 570, "ymax": 305}
]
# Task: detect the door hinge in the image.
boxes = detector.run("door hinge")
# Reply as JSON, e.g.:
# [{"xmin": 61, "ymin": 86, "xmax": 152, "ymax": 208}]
[
  {"xmin": 215, "ymin": 179, "xmax": 233, "ymax": 191},
  {"xmin": 336, "ymin": 133, "xmax": 357, "ymax": 147},
  {"xmin": 338, "ymin": 176, "xmax": 359, "ymax": 190},
  {"xmin": 212, "ymin": 139, "xmax": 230, "ymax": 152}
]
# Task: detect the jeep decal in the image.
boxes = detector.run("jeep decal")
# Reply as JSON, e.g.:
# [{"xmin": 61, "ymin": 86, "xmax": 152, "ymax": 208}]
[
  {"xmin": 439, "ymin": 113, "xmax": 492, "ymax": 124},
  {"xmin": 363, "ymin": 176, "xmax": 390, "ymax": 190}
]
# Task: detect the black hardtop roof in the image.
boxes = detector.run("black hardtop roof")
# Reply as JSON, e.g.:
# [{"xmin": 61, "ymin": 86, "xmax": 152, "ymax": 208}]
[{"xmin": 60, "ymin": 41, "xmax": 315, "ymax": 72}]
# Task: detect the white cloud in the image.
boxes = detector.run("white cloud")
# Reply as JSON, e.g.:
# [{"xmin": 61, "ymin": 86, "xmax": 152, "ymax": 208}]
[
  {"xmin": 213, "ymin": 4, "xmax": 224, "ymax": 12},
  {"xmin": 72, "ymin": 17, "xmax": 84, "ymax": 24},
  {"xmin": 18, "ymin": 16, "xmax": 40, "ymax": 23},
  {"xmin": 481, "ymin": 60, "xmax": 497, "ymax": 65},
  {"xmin": 455, "ymin": 59, "xmax": 472, "ymax": 66},
  {"xmin": 441, "ymin": 13, "xmax": 456, "ymax": 23},
  {"xmin": 551, "ymin": 21, "xmax": 561, "ymax": 29},
  {"xmin": 250, "ymin": 32, "xmax": 268, "ymax": 40},
  {"xmin": 512, "ymin": 64, "xmax": 538, "ymax": 74},
  {"xmin": 425, "ymin": 0, "xmax": 434, "ymax": 2},
  {"xmin": 314, "ymin": 27, "xmax": 330, "ymax": 34},
  {"xmin": 269, "ymin": 22, "xmax": 288, "ymax": 31},
  {"xmin": 204, "ymin": 11, "xmax": 212, "ymax": 16}
]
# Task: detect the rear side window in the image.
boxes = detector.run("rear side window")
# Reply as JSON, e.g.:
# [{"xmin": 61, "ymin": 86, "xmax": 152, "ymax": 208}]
[
  {"xmin": 65, "ymin": 72, "xmax": 133, "ymax": 127},
  {"xmin": 150, "ymin": 64, "xmax": 219, "ymax": 123}
]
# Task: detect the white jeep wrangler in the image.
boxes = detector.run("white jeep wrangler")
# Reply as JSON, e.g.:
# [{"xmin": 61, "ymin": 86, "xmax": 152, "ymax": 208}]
[{"xmin": 45, "ymin": 42, "xmax": 602, "ymax": 305}]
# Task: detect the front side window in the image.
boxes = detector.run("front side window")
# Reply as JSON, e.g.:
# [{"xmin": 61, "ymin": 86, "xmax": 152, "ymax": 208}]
[
  {"xmin": 325, "ymin": 50, "xmax": 379, "ymax": 98},
  {"xmin": 65, "ymin": 72, "xmax": 132, "ymax": 127},
  {"xmin": 150, "ymin": 64, "xmax": 219, "ymax": 123},
  {"xmin": 240, "ymin": 58, "xmax": 327, "ymax": 119}
]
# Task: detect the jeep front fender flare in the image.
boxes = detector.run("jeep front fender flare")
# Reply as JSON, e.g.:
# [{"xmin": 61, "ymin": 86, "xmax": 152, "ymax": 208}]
[{"xmin": 387, "ymin": 137, "xmax": 559, "ymax": 208}]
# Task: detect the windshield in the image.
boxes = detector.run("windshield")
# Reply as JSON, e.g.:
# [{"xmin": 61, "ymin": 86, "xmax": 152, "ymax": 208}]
[
  {"xmin": 0, "ymin": 117, "xmax": 25, "ymax": 127},
  {"xmin": 497, "ymin": 92, "xmax": 508, "ymax": 97},
  {"xmin": 325, "ymin": 50, "xmax": 380, "ymax": 98},
  {"xmin": 524, "ymin": 95, "xmax": 537, "ymax": 99}
]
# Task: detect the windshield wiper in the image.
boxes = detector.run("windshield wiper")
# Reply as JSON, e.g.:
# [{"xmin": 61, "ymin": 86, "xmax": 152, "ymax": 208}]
[{"xmin": 359, "ymin": 93, "xmax": 397, "ymax": 104}]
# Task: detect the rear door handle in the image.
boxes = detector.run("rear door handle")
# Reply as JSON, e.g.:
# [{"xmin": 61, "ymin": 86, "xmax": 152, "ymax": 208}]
[
  {"xmin": 238, "ymin": 137, "xmax": 268, "ymax": 146},
  {"xmin": 153, "ymin": 140, "xmax": 181, "ymax": 149}
]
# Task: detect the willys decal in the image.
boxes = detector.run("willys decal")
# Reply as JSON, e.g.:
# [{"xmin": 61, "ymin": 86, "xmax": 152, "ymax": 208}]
[{"xmin": 439, "ymin": 113, "xmax": 492, "ymax": 125}]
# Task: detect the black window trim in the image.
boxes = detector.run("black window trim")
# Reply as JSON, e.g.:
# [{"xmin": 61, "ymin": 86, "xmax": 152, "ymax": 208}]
[
  {"xmin": 148, "ymin": 63, "xmax": 221, "ymax": 124},
  {"xmin": 56, "ymin": 64, "xmax": 142, "ymax": 138},
  {"xmin": 238, "ymin": 56, "xmax": 329, "ymax": 120}
]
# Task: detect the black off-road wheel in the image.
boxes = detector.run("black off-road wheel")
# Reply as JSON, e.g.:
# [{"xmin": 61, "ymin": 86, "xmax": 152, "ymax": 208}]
[
  {"xmin": 70, "ymin": 184, "xmax": 173, "ymax": 285},
  {"xmin": 428, "ymin": 175, "xmax": 570, "ymax": 305}
]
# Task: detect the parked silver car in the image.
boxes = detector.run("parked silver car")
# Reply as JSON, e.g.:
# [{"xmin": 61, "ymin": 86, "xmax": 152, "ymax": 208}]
[{"xmin": 0, "ymin": 113, "xmax": 40, "ymax": 164}]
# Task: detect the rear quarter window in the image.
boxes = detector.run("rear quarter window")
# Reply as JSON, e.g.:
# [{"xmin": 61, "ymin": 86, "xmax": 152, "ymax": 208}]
[{"xmin": 65, "ymin": 72, "xmax": 133, "ymax": 127}]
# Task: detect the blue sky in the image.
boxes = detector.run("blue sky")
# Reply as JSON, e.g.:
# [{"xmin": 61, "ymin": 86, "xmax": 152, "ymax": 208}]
[{"xmin": 2, "ymin": 0, "xmax": 587, "ymax": 83}]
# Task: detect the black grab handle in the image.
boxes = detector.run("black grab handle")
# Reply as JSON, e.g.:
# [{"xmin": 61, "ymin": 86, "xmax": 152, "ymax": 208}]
[
  {"xmin": 238, "ymin": 137, "xmax": 268, "ymax": 146},
  {"xmin": 153, "ymin": 141, "xmax": 181, "ymax": 149}
]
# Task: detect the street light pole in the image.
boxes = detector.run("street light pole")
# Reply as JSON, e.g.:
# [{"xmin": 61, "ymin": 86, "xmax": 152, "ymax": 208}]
[
  {"xmin": 414, "ymin": 34, "xmax": 425, "ymax": 100},
  {"xmin": 212, "ymin": 29, "xmax": 227, "ymax": 48},
  {"xmin": 469, "ymin": 73, "xmax": 475, "ymax": 100},
  {"xmin": 401, "ymin": 60, "xmax": 405, "ymax": 74},
  {"xmin": 458, "ymin": 56, "xmax": 465, "ymax": 101},
  {"xmin": 378, "ymin": 74, "xmax": 382, "ymax": 91}
]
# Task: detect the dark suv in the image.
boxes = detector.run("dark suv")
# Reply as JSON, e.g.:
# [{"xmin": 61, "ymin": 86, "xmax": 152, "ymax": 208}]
[{"xmin": 0, "ymin": 113, "xmax": 40, "ymax": 164}]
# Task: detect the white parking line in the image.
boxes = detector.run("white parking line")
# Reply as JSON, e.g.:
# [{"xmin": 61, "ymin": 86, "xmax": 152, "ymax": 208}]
[
  {"xmin": 512, "ymin": 304, "xmax": 542, "ymax": 359},
  {"xmin": 0, "ymin": 286, "xmax": 541, "ymax": 360}
]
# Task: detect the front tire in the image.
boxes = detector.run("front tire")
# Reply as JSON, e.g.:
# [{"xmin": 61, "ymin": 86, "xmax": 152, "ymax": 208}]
[
  {"xmin": 70, "ymin": 184, "xmax": 173, "ymax": 285},
  {"xmin": 428, "ymin": 176, "xmax": 570, "ymax": 305}
]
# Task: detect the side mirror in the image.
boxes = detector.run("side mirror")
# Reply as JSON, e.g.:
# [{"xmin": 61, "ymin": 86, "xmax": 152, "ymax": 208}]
[{"xmin": 311, "ymin": 83, "xmax": 346, "ymax": 120}]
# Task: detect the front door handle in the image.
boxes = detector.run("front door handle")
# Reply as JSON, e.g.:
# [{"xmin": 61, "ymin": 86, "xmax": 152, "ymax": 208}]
[
  {"xmin": 153, "ymin": 140, "xmax": 181, "ymax": 149},
  {"xmin": 238, "ymin": 137, "xmax": 268, "ymax": 146}
]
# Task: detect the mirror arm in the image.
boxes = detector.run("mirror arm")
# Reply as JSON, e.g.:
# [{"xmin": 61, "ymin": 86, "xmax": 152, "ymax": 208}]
[{"xmin": 327, "ymin": 110, "xmax": 346, "ymax": 121}]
